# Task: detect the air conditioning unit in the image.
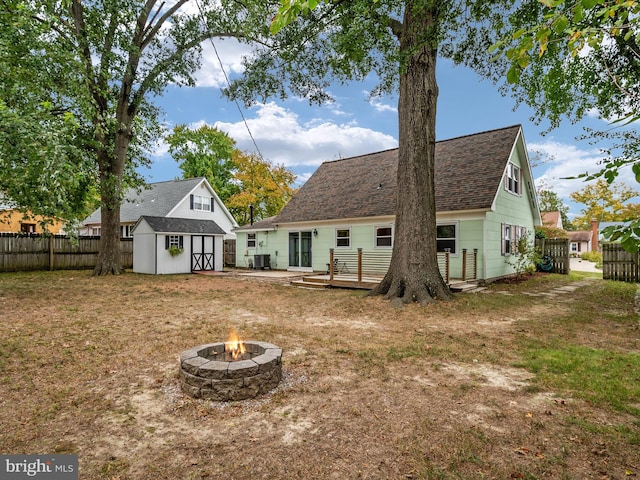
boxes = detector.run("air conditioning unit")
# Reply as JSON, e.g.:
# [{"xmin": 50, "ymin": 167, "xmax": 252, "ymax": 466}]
[{"xmin": 253, "ymin": 254, "xmax": 271, "ymax": 270}]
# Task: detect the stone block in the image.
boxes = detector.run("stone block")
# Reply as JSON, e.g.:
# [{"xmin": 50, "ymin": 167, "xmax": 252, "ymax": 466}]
[
  {"xmin": 226, "ymin": 360, "xmax": 259, "ymax": 379},
  {"xmin": 197, "ymin": 360, "xmax": 228, "ymax": 380},
  {"xmin": 181, "ymin": 355, "xmax": 210, "ymax": 375}
]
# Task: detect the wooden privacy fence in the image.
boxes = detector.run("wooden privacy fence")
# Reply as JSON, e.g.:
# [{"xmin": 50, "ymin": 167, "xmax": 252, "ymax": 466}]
[
  {"xmin": 535, "ymin": 237, "xmax": 570, "ymax": 274},
  {"xmin": 0, "ymin": 233, "xmax": 133, "ymax": 272},
  {"xmin": 602, "ymin": 243, "xmax": 639, "ymax": 282},
  {"xmin": 223, "ymin": 239, "xmax": 236, "ymax": 267}
]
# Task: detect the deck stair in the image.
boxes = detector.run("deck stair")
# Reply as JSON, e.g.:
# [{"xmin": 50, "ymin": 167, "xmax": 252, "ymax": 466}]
[
  {"xmin": 290, "ymin": 276, "xmax": 330, "ymax": 289},
  {"xmin": 449, "ymin": 280, "xmax": 483, "ymax": 293}
]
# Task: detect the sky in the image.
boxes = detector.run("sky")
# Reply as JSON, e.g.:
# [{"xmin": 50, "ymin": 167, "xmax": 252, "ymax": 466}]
[{"xmin": 144, "ymin": 37, "xmax": 638, "ymax": 223}]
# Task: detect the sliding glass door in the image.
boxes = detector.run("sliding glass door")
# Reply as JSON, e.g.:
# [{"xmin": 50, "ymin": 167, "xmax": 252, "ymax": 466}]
[{"xmin": 288, "ymin": 231, "xmax": 312, "ymax": 269}]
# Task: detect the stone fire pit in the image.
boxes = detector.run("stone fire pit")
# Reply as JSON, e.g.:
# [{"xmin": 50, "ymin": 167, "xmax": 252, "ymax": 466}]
[{"xmin": 179, "ymin": 341, "xmax": 282, "ymax": 401}]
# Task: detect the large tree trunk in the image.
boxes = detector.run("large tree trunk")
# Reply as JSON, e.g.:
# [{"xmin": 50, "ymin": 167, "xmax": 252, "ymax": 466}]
[
  {"xmin": 93, "ymin": 135, "xmax": 127, "ymax": 276},
  {"xmin": 370, "ymin": 2, "xmax": 452, "ymax": 304}
]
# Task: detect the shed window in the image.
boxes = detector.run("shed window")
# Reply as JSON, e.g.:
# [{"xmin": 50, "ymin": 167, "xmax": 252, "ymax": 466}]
[
  {"xmin": 375, "ymin": 226, "xmax": 393, "ymax": 247},
  {"xmin": 336, "ymin": 228, "xmax": 350, "ymax": 248},
  {"xmin": 247, "ymin": 233, "xmax": 256, "ymax": 248},
  {"xmin": 436, "ymin": 224, "xmax": 457, "ymax": 254},
  {"xmin": 165, "ymin": 235, "xmax": 184, "ymax": 249}
]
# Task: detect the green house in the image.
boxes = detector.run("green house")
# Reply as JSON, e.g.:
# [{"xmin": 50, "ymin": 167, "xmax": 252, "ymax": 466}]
[{"xmin": 235, "ymin": 125, "xmax": 542, "ymax": 282}]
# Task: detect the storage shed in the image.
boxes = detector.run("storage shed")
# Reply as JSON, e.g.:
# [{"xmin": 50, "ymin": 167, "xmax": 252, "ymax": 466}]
[{"xmin": 132, "ymin": 216, "xmax": 226, "ymax": 274}]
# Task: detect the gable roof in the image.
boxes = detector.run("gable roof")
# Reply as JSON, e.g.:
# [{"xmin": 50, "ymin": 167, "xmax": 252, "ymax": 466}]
[
  {"xmin": 134, "ymin": 216, "xmax": 226, "ymax": 235},
  {"xmin": 273, "ymin": 125, "xmax": 524, "ymax": 224},
  {"xmin": 83, "ymin": 177, "xmax": 238, "ymax": 228},
  {"xmin": 568, "ymin": 230, "xmax": 592, "ymax": 242},
  {"xmin": 541, "ymin": 211, "xmax": 562, "ymax": 229}
]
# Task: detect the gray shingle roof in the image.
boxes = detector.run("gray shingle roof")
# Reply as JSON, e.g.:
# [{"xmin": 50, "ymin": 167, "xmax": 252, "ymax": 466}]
[
  {"xmin": 274, "ymin": 125, "xmax": 522, "ymax": 224},
  {"xmin": 83, "ymin": 177, "xmax": 206, "ymax": 224},
  {"xmin": 234, "ymin": 216, "xmax": 277, "ymax": 232},
  {"xmin": 137, "ymin": 216, "xmax": 226, "ymax": 235}
]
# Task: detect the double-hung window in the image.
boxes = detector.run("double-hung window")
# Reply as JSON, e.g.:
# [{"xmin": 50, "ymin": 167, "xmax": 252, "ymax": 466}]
[
  {"xmin": 375, "ymin": 226, "xmax": 393, "ymax": 247},
  {"xmin": 436, "ymin": 224, "xmax": 457, "ymax": 254},
  {"xmin": 502, "ymin": 224, "xmax": 527, "ymax": 255},
  {"xmin": 190, "ymin": 194, "xmax": 213, "ymax": 211},
  {"xmin": 505, "ymin": 163, "xmax": 521, "ymax": 195},
  {"xmin": 336, "ymin": 228, "xmax": 350, "ymax": 248},
  {"xmin": 247, "ymin": 233, "xmax": 256, "ymax": 248}
]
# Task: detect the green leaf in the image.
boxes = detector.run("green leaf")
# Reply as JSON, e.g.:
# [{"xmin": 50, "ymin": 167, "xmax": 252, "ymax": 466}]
[
  {"xmin": 552, "ymin": 15, "xmax": 569, "ymax": 34},
  {"xmin": 507, "ymin": 65, "xmax": 521, "ymax": 84}
]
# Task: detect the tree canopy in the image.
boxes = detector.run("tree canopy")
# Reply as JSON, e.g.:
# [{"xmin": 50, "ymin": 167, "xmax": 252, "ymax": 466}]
[
  {"xmin": 570, "ymin": 179, "xmax": 639, "ymax": 230},
  {"xmin": 226, "ymin": 151, "xmax": 296, "ymax": 225},
  {"xmin": 0, "ymin": 0, "xmax": 268, "ymax": 274},
  {"xmin": 490, "ymin": 0, "xmax": 640, "ymax": 250},
  {"xmin": 166, "ymin": 125, "xmax": 239, "ymax": 203},
  {"xmin": 165, "ymin": 124, "xmax": 296, "ymax": 225}
]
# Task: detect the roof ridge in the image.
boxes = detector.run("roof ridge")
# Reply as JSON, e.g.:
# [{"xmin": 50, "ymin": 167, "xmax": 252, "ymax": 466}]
[
  {"xmin": 319, "ymin": 125, "xmax": 522, "ymax": 166},
  {"xmin": 437, "ymin": 124, "xmax": 521, "ymax": 144}
]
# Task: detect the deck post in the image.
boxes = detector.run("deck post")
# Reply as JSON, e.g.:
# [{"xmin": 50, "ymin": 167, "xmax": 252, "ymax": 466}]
[
  {"xmin": 357, "ymin": 248, "xmax": 362, "ymax": 284},
  {"xmin": 462, "ymin": 249, "xmax": 467, "ymax": 280},
  {"xmin": 473, "ymin": 249, "xmax": 478, "ymax": 279},
  {"xmin": 329, "ymin": 248, "xmax": 335, "ymax": 281},
  {"xmin": 445, "ymin": 250, "xmax": 450, "ymax": 284}
]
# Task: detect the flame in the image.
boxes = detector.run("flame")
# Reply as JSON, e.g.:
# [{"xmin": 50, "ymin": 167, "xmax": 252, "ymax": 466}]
[{"xmin": 225, "ymin": 328, "xmax": 246, "ymax": 360}]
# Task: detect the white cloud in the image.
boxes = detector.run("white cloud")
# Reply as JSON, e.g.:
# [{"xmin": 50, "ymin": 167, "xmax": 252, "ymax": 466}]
[
  {"xmin": 212, "ymin": 102, "xmax": 398, "ymax": 168},
  {"xmin": 194, "ymin": 38, "xmax": 249, "ymax": 88},
  {"xmin": 530, "ymin": 138, "xmax": 640, "ymax": 218},
  {"xmin": 530, "ymin": 140, "xmax": 603, "ymax": 200}
]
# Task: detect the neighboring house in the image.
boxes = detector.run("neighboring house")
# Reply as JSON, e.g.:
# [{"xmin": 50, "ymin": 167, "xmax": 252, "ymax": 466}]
[
  {"xmin": 82, "ymin": 177, "xmax": 238, "ymax": 274},
  {"xmin": 568, "ymin": 230, "xmax": 593, "ymax": 255},
  {"xmin": 235, "ymin": 125, "xmax": 542, "ymax": 282},
  {"xmin": 0, "ymin": 202, "xmax": 65, "ymax": 234},
  {"xmin": 541, "ymin": 211, "xmax": 563, "ymax": 230}
]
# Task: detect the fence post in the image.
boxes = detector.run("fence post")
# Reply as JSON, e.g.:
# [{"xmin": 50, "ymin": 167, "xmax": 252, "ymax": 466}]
[
  {"xmin": 357, "ymin": 248, "xmax": 362, "ymax": 284},
  {"xmin": 329, "ymin": 248, "xmax": 335, "ymax": 281},
  {"xmin": 49, "ymin": 235, "xmax": 54, "ymax": 271}
]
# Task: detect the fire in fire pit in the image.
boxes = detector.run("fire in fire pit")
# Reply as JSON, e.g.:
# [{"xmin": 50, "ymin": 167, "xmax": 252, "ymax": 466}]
[{"xmin": 179, "ymin": 330, "xmax": 282, "ymax": 401}]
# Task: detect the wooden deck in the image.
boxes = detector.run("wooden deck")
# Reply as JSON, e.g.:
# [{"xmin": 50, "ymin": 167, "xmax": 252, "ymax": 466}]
[
  {"xmin": 291, "ymin": 274, "xmax": 481, "ymax": 292},
  {"xmin": 290, "ymin": 273, "xmax": 384, "ymax": 290}
]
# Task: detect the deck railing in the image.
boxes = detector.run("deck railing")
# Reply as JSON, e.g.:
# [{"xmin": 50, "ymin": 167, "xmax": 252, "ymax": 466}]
[{"xmin": 328, "ymin": 248, "xmax": 478, "ymax": 284}]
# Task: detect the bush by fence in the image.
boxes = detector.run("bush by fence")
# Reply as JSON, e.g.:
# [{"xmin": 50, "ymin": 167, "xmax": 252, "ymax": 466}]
[{"xmin": 0, "ymin": 233, "xmax": 133, "ymax": 272}]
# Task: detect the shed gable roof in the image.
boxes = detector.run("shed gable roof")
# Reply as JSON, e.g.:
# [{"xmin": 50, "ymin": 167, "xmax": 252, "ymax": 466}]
[
  {"xmin": 274, "ymin": 125, "xmax": 523, "ymax": 224},
  {"xmin": 135, "ymin": 216, "xmax": 226, "ymax": 235}
]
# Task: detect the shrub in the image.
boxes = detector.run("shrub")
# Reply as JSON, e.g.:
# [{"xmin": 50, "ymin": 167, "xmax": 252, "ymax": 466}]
[{"xmin": 581, "ymin": 251, "xmax": 602, "ymax": 264}]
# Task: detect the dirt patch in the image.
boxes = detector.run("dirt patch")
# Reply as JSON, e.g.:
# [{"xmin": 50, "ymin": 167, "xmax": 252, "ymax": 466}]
[{"xmin": 0, "ymin": 271, "xmax": 638, "ymax": 479}]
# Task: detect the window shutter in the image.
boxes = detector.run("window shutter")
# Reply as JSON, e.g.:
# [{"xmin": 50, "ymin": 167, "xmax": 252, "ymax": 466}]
[
  {"xmin": 501, "ymin": 224, "xmax": 506, "ymax": 255},
  {"xmin": 179, "ymin": 236, "xmax": 184, "ymax": 248},
  {"xmin": 190, "ymin": 194, "xmax": 194, "ymax": 210},
  {"xmin": 210, "ymin": 197, "xmax": 215, "ymax": 211},
  {"xmin": 165, "ymin": 236, "xmax": 169, "ymax": 249}
]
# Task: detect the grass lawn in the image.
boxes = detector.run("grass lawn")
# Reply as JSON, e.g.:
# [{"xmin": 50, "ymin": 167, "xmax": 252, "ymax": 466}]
[{"xmin": 0, "ymin": 270, "xmax": 638, "ymax": 479}]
